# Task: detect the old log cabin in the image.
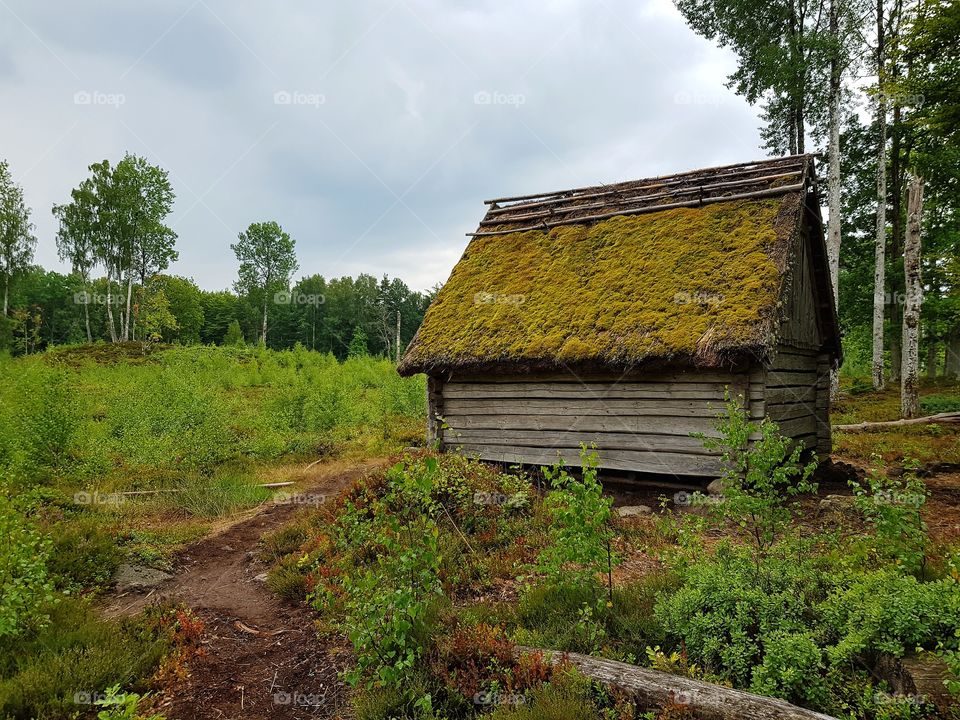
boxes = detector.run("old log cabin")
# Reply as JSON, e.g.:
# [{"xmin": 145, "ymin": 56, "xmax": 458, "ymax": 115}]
[{"xmin": 398, "ymin": 155, "xmax": 842, "ymax": 478}]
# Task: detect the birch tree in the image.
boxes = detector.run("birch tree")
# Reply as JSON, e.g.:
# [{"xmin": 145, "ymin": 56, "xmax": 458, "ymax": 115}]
[
  {"xmin": 0, "ymin": 160, "xmax": 36, "ymax": 317},
  {"xmin": 901, "ymin": 173, "xmax": 923, "ymax": 417},
  {"xmin": 231, "ymin": 221, "xmax": 298, "ymax": 345},
  {"xmin": 871, "ymin": 0, "xmax": 889, "ymax": 390}
]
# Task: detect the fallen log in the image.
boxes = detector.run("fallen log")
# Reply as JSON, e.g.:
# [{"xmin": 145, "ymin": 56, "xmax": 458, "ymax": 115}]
[
  {"xmin": 518, "ymin": 646, "xmax": 837, "ymax": 720},
  {"xmin": 834, "ymin": 411, "xmax": 960, "ymax": 433}
]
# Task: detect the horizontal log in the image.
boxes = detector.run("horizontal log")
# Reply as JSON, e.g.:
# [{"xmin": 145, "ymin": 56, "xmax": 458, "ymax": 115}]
[
  {"xmin": 520, "ymin": 647, "xmax": 838, "ymax": 720},
  {"xmin": 765, "ymin": 370, "xmax": 818, "ymax": 388},
  {"xmin": 442, "ymin": 429, "xmax": 721, "ymax": 455},
  {"xmin": 444, "ymin": 413, "xmax": 732, "ymax": 436},
  {"xmin": 767, "ymin": 355, "xmax": 818, "ymax": 372},
  {"xmin": 451, "ymin": 371, "xmax": 746, "ymax": 384},
  {"xmin": 765, "ymin": 403, "xmax": 816, "ymax": 422},
  {"xmin": 777, "ymin": 415, "xmax": 819, "ymax": 437},
  {"xmin": 765, "ymin": 386, "xmax": 816, "ymax": 405},
  {"xmin": 443, "ymin": 381, "xmax": 734, "ymax": 400},
  {"xmin": 833, "ymin": 411, "xmax": 960, "ymax": 432},
  {"xmin": 443, "ymin": 398, "xmax": 759, "ymax": 418},
  {"xmin": 454, "ymin": 445, "xmax": 722, "ymax": 476}
]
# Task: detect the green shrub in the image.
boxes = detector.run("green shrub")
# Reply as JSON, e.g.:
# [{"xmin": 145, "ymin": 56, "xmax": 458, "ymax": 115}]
[
  {"xmin": 0, "ymin": 597, "xmax": 167, "ymax": 719},
  {"xmin": 537, "ymin": 448, "xmax": 617, "ymax": 597},
  {"xmin": 0, "ymin": 496, "xmax": 55, "ymax": 639},
  {"xmin": 46, "ymin": 516, "xmax": 123, "ymax": 591},
  {"xmin": 920, "ymin": 394, "xmax": 960, "ymax": 414}
]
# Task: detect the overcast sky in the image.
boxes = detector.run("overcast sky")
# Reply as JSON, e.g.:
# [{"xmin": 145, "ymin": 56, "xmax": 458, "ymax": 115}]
[{"xmin": 1, "ymin": 0, "xmax": 767, "ymax": 293}]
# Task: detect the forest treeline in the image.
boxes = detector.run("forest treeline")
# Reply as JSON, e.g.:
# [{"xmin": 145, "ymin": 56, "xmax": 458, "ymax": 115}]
[
  {"xmin": 0, "ymin": 266, "xmax": 433, "ymax": 359},
  {"xmin": 0, "ymin": 155, "xmax": 433, "ymax": 359},
  {"xmin": 674, "ymin": 0, "xmax": 960, "ymax": 414}
]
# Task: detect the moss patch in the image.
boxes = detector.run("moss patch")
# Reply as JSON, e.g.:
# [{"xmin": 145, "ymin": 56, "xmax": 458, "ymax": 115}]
[{"xmin": 401, "ymin": 197, "xmax": 798, "ymax": 373}]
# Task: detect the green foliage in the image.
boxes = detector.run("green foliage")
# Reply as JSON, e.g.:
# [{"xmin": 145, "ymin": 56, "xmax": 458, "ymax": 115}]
[
  {"xmin": 222, "ymin": 319, "xmax": 244, "ymax": 346},
  {"xmin": 536, "ymin": 448, "xmax": 617, "ymax": 594},
  {"xmin": 920, "ymin": 394, "xmax": 960, "ymax": 414},
  {"xmin": 348, "ymin": 324, "xmax": 369, "ymax": 358},
  {"xmin": 94, "ymin": 684, "xmax": 164, "ymax": 720},
  {"xmin": 850, "ymin": 457, "xmax": 929, "ymax": 572},
  {"xmin": 0, "ymin": 496, "xmax": 55, "ymax": 639},
  {"xmin": 0, "ymin": 597, "xmax": 168, "ymax": 720},
  {"xmin": 696, "ymin": 393, "xmax": 817, "ymax": 562},
  {"xmin": 312, "ymin": 460, "xmax": 444, "ymax": 689}
]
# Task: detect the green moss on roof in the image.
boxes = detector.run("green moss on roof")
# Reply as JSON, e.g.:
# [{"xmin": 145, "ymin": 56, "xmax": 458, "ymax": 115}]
[{"xmin": 400, "ymin": 197, "xmax": 800, "ymax": 374}]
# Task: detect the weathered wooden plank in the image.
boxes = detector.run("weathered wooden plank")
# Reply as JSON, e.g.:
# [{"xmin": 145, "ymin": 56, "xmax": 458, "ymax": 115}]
[
  {"xmin": 443, "ymin": 397, "xmax": 762, "ymax": 418},
  {"xmin": 765, "ymin": 385, "xmax": 816, "ymax": 405},
  {"xmin": 766, "ymin": 403, "xmax": 817, "ymax": 422},
  {"xmin": 454, "ymin": 444, "xmax": 723, "ymax": 476},
  {"xmin": 443, "ymin": 381, "xmax": 733, "ymax": 400},
  {"xmin": 777, "ymin": 414, "xmax": 819, "ymax": 437},
  {"xmin": 451, "ymin": 370, "xmax": 746, "ymax": 384},
  {"xmin": 427, "ymin": 376, "xmax": 444, "ymax": 448},
  {"xmin": 765, "ymin": 370, "xmax": 818, "ymax": 388},
  {"xmin": 767, "ymin": 351, "xmax": 820, "ymax": 372},
  {"xmin": 442, "ymin": 428, "xmax": 722, "ymax": 455},
  {"xmin": 444, "ymin": 413, "xmax": 724, "ymax": 436}
]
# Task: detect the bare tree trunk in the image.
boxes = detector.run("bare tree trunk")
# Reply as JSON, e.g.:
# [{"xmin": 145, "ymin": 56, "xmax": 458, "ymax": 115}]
[
  {"xmin": 122, "ymin": 274, "xmax": 133, "ymax": 341},
  {"xmin": 827, "ymin": 2, "xmax": 843, "ymax": 399},
  {"xmin": 261, "ymin": 294, "xmax": 268, "ymax": 345},
  {"xmin": 105, "ymin": 275, "xmax": 118, "ymax": 343},
  {"xmin": 3, "ymin": 273, "xmax": 8, "ymax": 316},
  {"xmin": 901, "ymin": 174, "xmax": 923, "ymax": 418},
  {"xmin": 83, "ymin": 282, "xmax": 92, "ymax": 343},
  {"xmin": 395, "ymin": 309, "xmax": 401, "ymax": 364},
  {"xmin": 872, "ymin": 0, "xmax": 888, "ymax": 390}
]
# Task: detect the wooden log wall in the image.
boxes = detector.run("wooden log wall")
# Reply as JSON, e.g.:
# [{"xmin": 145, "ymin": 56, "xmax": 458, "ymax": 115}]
[{"xmin": 434, "ymin": 370, "xmax": 764, "ymax": 476}]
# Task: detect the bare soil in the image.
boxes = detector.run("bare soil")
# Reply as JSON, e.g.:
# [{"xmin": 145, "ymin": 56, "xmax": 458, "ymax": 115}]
[{"xmin": 102, "ymin": 458, "xmax": 391, "ymax": 720}]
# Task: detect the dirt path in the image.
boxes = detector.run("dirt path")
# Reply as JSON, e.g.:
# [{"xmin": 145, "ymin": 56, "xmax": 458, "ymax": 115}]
[{"xmin": 103, "ymin": 458, "xmax": 390, "ymax": 720}]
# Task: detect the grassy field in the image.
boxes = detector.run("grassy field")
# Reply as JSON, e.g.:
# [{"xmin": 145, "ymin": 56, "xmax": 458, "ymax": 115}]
[
  {"xmin": 0, "ymin": 343, "xmax": 426, "ymax": 719},
  {"xmin": 2, "ymin": 349, "xmax": 959, "ymax": 719}
]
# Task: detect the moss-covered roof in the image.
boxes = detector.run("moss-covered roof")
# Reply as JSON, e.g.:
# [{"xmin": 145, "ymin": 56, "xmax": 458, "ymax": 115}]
[{"xmin": 399, "ymin": 157, "xmax": 835, "ymax": 376}]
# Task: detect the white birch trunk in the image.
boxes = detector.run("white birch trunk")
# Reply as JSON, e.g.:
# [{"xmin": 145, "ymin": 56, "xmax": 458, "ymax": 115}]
[
  {"xmin": 827, "ymin": 33, "xmax": 842, "ymax": 399},
  {"xmin": 872, "ymin": 91, "xmax": 888, "ymax": 390},
  {"xmin": 901, "ymin": 174, "xmax": 923, "ymax": 418},
  {"xmin": 105, "ymin": 274, "xmax": 118, "ymax": 343}
]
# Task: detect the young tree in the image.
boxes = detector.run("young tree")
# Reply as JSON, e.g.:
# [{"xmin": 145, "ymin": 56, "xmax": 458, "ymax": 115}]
[
  {"xmin": 223, "ymin": 319, "xmax": 245, "ymax": 346},
  {"xmin": 231, "ymin": 221, "xmax": 298, "ymax": 345},
  {"xmin": 0, "ymin": 160, "xmax": 36, "ymax": 317},
  {"xmin": 901, "ymin": 173, "xmax": 923, "ymax": 417},
  {"xmin": 53, "ymin": 155, "xmax": 177, "ymax": 342},
  {"xmin": 347, "ymin": 324, "xmax": 368, "ymax": 358}
]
